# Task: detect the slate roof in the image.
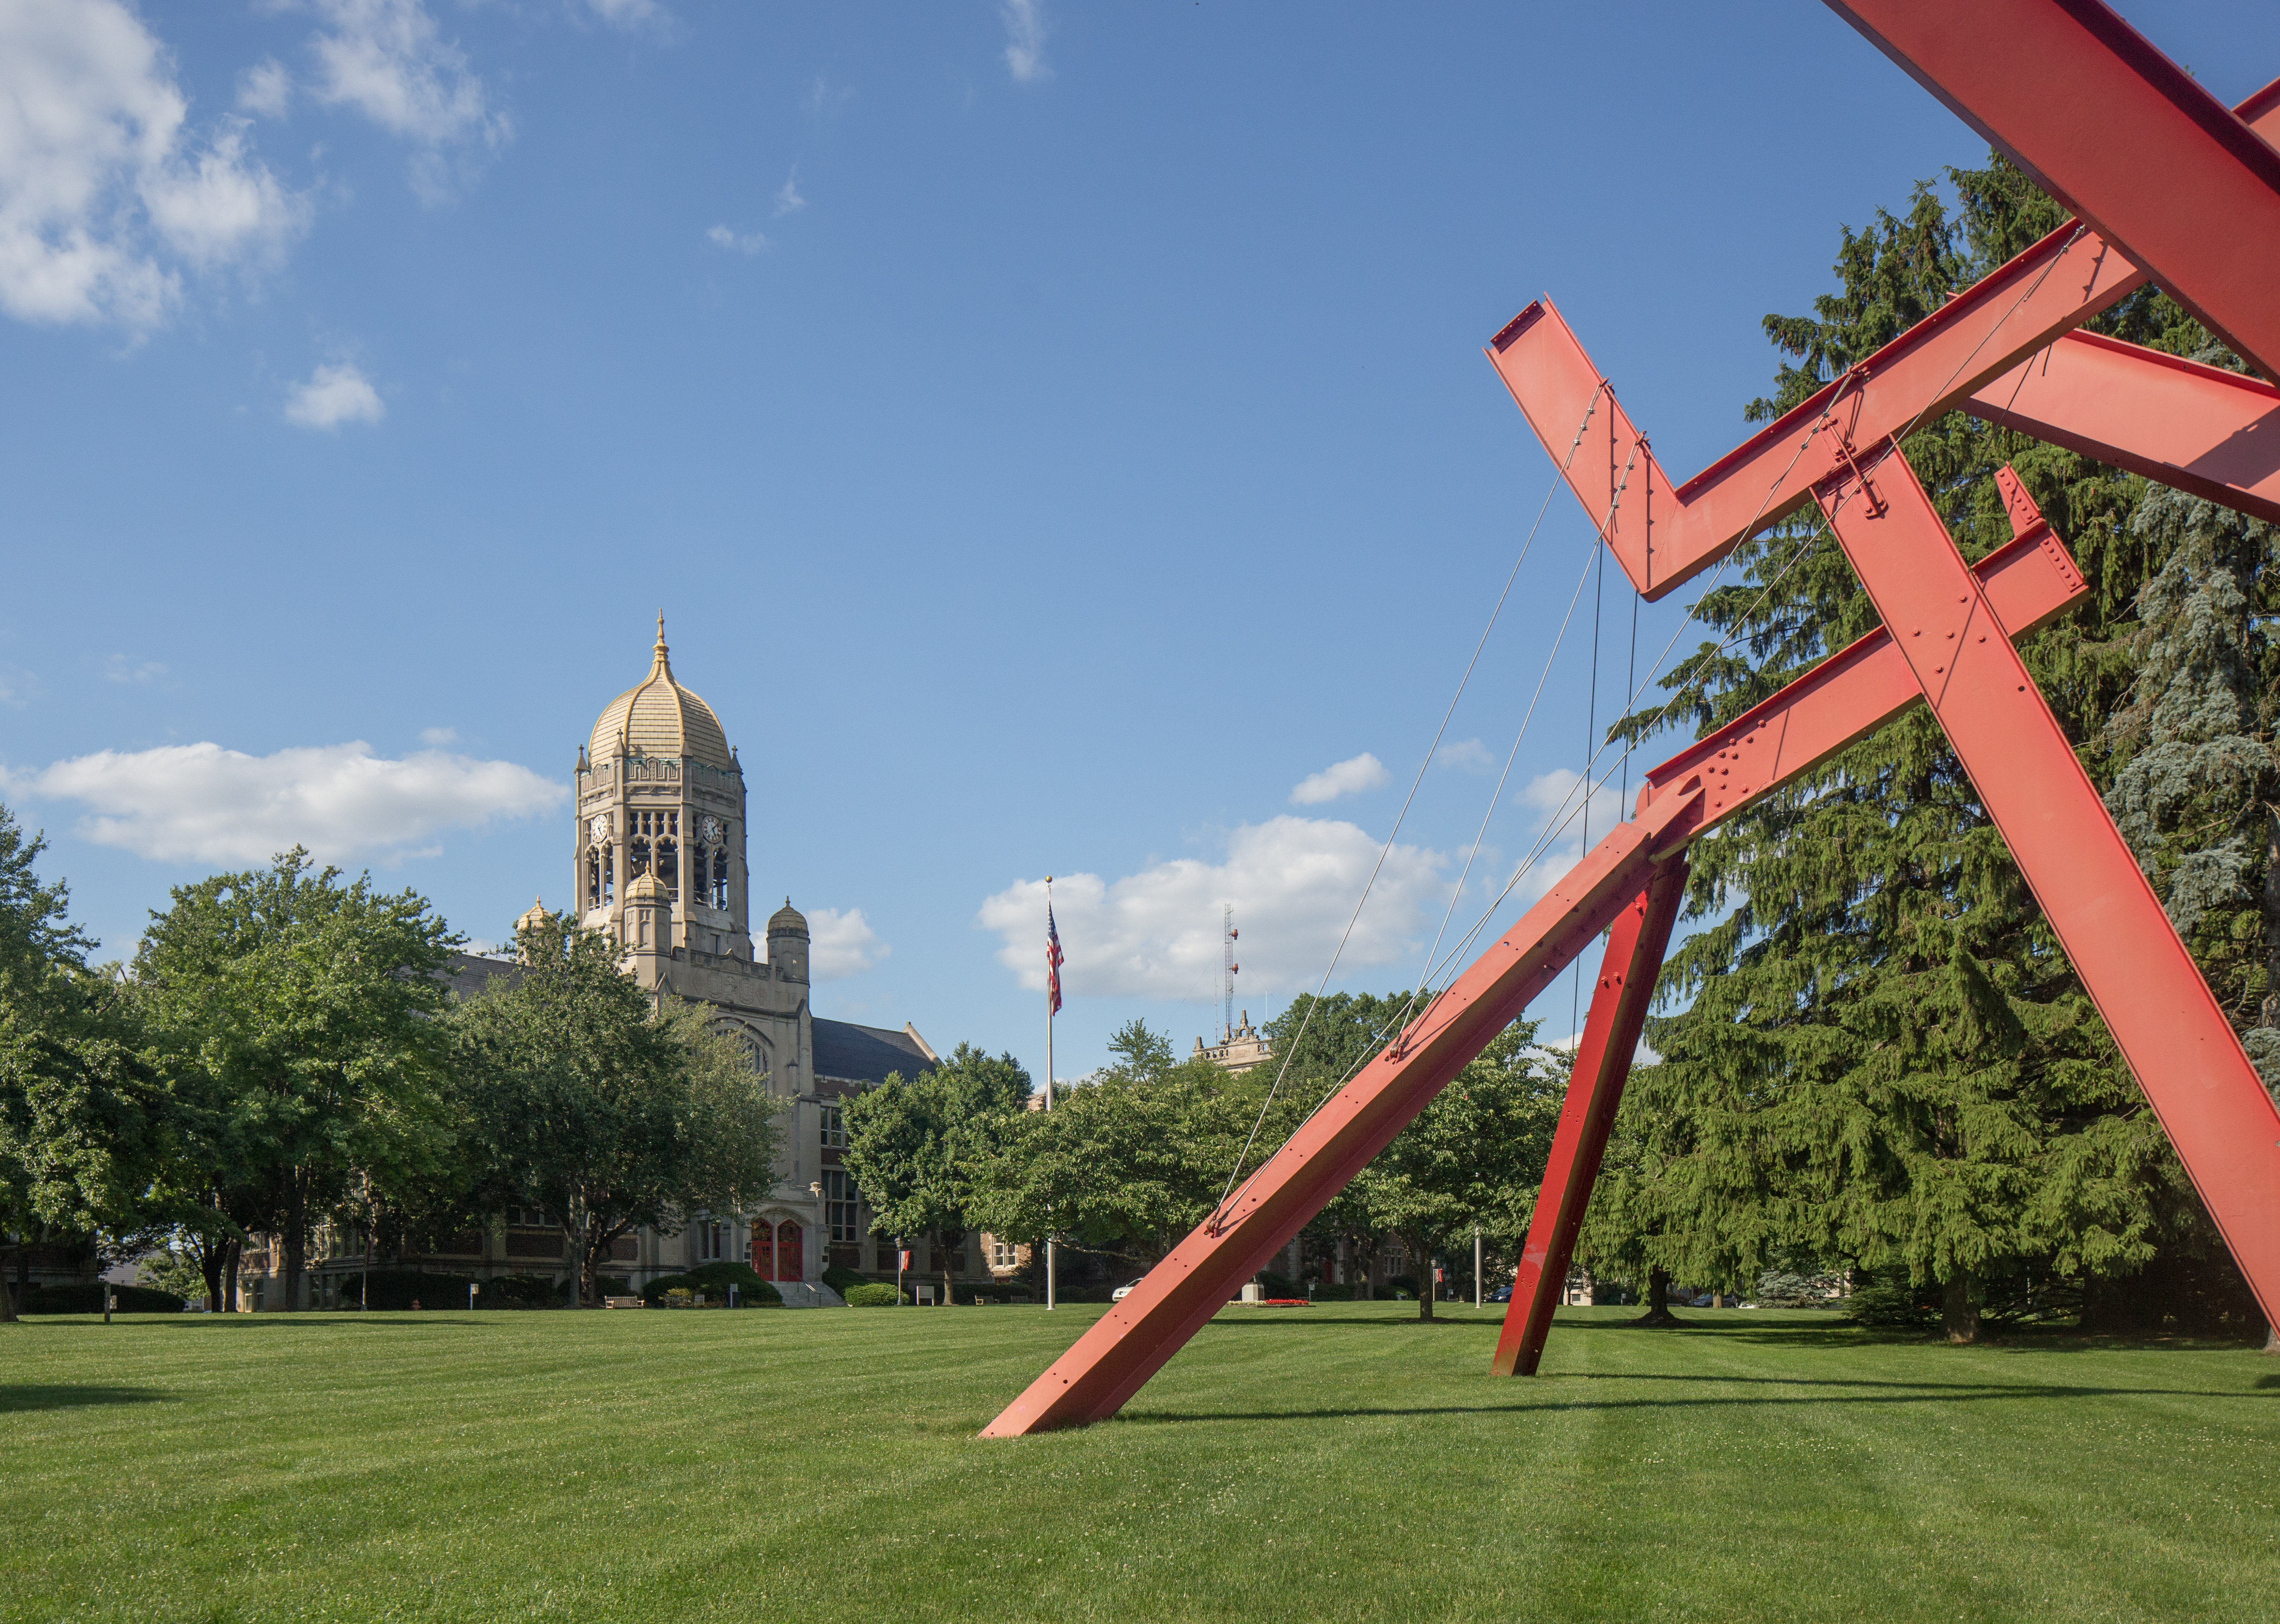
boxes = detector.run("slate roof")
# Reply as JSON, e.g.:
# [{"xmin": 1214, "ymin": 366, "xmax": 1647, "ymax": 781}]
[
  {"xmin": 814, "ymin": 1019, "xmax": 936, "ymax": 1085},
  {"xmin": 441, "ymin": 953, "xmax": 526, "ymax": 1001}
]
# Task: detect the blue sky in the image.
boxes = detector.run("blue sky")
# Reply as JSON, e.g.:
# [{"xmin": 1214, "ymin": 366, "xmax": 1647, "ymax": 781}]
[{"xmin": 5, "ymin": 0, "xmax": 2276, "ymax": 1081}]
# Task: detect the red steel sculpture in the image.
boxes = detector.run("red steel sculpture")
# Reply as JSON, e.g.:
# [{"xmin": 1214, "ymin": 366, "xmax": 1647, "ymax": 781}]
[{"xmin": 983, "ymin": 0, "xmax": 2280, "ymax": 1436}]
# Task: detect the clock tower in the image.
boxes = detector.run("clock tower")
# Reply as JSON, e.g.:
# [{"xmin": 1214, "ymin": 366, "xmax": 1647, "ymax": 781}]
[{"xmin": 574, "ymin": 615, "xmax": 752, "ymax": 959}]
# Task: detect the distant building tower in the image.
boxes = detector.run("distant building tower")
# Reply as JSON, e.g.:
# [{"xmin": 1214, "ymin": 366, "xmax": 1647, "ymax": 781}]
[{"xmin": 1196, "ymin": 1010, "xmax": 1272, "ymax": 1074}]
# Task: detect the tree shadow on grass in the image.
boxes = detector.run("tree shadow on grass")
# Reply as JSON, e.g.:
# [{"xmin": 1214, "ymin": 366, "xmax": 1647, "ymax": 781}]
[{"xmin": 0, "ymin": 1385, "xmax": 170, "ymax": 1413}]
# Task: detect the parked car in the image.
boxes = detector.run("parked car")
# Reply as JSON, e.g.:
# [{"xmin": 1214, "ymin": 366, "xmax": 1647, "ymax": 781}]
[
  {"xmin": 1111, "ymin": 1279, "xmax": 1143, "ymax": 1302},
  {"xmin": 1488, "ymin": 1286, "xmax": 1514, "ymax": 1303}
]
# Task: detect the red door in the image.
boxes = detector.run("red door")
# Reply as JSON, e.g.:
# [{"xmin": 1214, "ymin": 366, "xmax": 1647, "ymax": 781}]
[
  {"xmin": 775, "ymin": 1221, "xmax": 803, "ymax": 1282},
  {"xmin": 751, "ymin": 1224, "xmax": 774, "ymax": 1280}
]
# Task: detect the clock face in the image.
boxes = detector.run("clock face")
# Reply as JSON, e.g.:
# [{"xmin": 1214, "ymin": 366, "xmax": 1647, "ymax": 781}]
[
  {"xmin": 588, "ymin": 814, "xmax": 610, "ymax": 845},
  {"xmin": 701, "ymin": 816, "xmax": 725, "ymax": 843}
]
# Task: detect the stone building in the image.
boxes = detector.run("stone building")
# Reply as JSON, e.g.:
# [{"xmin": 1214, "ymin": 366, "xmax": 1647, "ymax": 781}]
[
  {"xmin": 1194, "ymin": 1010, "xmax": 1271, "ymax": 1074},
  {"xmin": 261, "ymin": 622, "xmax": 1011, "ymax": 1310}
]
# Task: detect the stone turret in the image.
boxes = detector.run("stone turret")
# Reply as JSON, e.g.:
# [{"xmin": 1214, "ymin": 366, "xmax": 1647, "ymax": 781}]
[{"xmin": 767, "ymin": 898, "xmax": 809, "ymax": 984}]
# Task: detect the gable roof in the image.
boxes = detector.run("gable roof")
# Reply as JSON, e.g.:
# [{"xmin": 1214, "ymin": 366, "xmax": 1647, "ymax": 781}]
[
  {"xmin": 814, "ymin": 1018, "xmax": 936, "ymax": 1085},
  {"xmin": 441, "ymin": 953, "xmax": 526, "ymax": 1001}
]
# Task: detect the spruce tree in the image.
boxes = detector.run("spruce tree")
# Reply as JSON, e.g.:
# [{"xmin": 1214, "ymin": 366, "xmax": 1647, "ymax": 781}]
[{"xmin": 1585, "ymin": 157, "xmax": 2266, "ymax": 1342}]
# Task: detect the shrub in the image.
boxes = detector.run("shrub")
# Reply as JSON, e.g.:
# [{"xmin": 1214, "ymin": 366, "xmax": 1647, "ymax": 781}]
[
  {"xmin": 21, "ymin": 1283, "xmax": 185, "ymax": 1314},
  {"xmin": 1844, "ymin": 1269, "xmax": 1937, "ymax": 1327},
  {"xmin": 594, "ymin": 1276, "xmax": 631, "ymax": 1300},
  {"xmin": 478, "ymin": 1274, "xmax": 562, "ymax": 1310},
  {"xmin": 641, "ymin": 1264, "xmax": 781, "ymax": 1307},
  {"xmin": 821, "ymin": 1263, "xmax": 869, "ymax": 1296},
  {"xmin": 346, "ymin": 1270, "xmax": 481, "ymax": 1311},
  {"xmin": 843, "ymin": 1282, "xmax": 908, "ymax": 1306},
  {"xmin": 1307, "ymin": 1281, "xmax": 1355, "ymax": 1302}
]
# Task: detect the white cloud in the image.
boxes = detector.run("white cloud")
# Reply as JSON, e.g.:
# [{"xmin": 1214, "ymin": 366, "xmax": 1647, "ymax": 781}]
[
  {"xmin": 808, "ymin": 906, "xmax": 887, "ymax": 980},
  {"xmin": 305, "ymin": 0, "xmax": 508, "ymax": 198},
  {"xmin": 6, "ymin": 740, "xmax": 566, "ymax": 865},
  {"xmin": 977, "ymin": 815, "xmax": 1449, "ymax": 1001},
  {"xmin": 1498, "ymin": 767, "xmax": 1631, "ymax": 910},
  {"xmin": 284, "ymin": 360, "xmax": 384, "ymax": 428},
  {"xmin": 417, "ymin": 726, "xmax": 458, "ymax": 746},
  {"xmin": 580, "ymin": 0, "xmax": 663, "ymax": 28},
  {"xmin": 236, "ymin": 58, "xmax": 291, "ymax": 119},
  {"xmin": 772, "ymin": 166, "xmax": 805, "ymax": 217},
  {"xmin": 803, "ymin": 76, "xmax": 852, "ymax": 117},
  {"xmin": 1435, "ymin": 737, "xmax": 1494, "ymax": 773},
  {"xmin": 706, "ymin": 222, "xmax": 766, "ymax": 255},
  {"xmin": 0, "ymin": 0, "xmax": 305, "ymax": 330},
  {"xmin": 101, "ymin": 655, "xmax": 165, "ymax": 685},
  {"xmin": 1001, "ymin": 0, "xmax": 1050, "ymax": 83},
  {"xmin": 1290, "ymin": 751, "xmax": 1388, "ymax": 806}
]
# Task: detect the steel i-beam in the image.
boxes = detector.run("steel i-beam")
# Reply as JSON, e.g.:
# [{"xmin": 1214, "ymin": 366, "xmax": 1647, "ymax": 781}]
[
  {"xmin": 979, "ymin": 471, "xmax": 2091, "ymax": 1428},
  {"xmin": 1489, "ymin": 73, "xmax": 2280, "ymax": 601},
  {"xmin": 1491, "ymin": 856, "xmax": 1690, "ymax": 1378},
  {"xmin": 1824, "ymin": 2, "xmax": 2280, "ymax": 382},
  {"xmin": 1491, "ymin": 468, "xmax": 2084, "ymax": 1374},
  {"xmin": 978, "ymin": 782, "xmax": 1706, "ymax": 1437},
  {"xmin": 1816, "ymin": 444, "xmax": 2280, "ymax": 1326}
]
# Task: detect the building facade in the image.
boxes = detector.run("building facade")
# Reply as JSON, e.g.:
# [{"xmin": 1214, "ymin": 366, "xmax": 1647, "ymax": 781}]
[{"xmin": 256, "ymin": 622, "xmax": 1012, "ymax": 1309}]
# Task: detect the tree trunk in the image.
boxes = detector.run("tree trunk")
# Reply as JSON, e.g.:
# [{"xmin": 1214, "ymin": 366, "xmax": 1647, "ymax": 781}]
[
  {"xmin": 282, "ymin": 1172, "xmax": 309, "ymax": 1312},
  {"xmin": 1633, "ymin": 1266, "xmax": 1682, "ymax": 1327},
  {"xmin": 1363, "ymin": 1241, "xmax": 1383, "ymax": 1302},
  {"xmin": 1413, "ymin": 1235, "xmax": 1434, "ymax": 1321},
  {"xmin": 200, "ymin": 1242, "xmax": 224, "ymax": 1313},
  {"xmin": 1943, "ymin": 1271, "xmax": 1982, "ymax": 1344},
  {"xmin": 0, "ymin": 1243, "xmax": 16, "ymax": 1322},
  {"xmin": 223, "ymin": 1239, "xmax": 241, "ymax": 1313}
]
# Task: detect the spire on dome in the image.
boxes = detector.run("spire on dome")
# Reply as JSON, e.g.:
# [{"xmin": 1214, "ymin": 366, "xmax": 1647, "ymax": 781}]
[{"xmin": 653, "ymin": 611, "xmax": 670, "ymax": 672}]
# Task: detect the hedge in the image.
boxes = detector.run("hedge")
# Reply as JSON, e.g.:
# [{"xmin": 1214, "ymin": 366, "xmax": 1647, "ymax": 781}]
[
  {"xmin": 641, "ymin": 1262, "xmax": 781, "ymax": 1306},
  {"xmin": 19, "ymin": 1283, "xmax": 184, "ymax": 1314},
  {"xmin": 843, "ymin": 1282, "xmax": 908, "ymax": 1306}
]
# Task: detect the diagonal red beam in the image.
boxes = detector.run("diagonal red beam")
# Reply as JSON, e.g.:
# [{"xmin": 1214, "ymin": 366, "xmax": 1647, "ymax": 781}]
[
  {"xmin": 980, "ymin": 472, "xmax": 2088, "ymax": 1432},
  {"xmin": 1489, "ymin": 77, "xmax": 2280, "ymax": 603},
  {"xmin": 1817, "ymin": 444, "xmax": 2280, "ymax": 1328},
  {"xmin": 1492, "ymin": 468, "xmax": 2080, "ymax": 1375},
  {"xmin": 1969, "ymin": 332, "xmax": 2280, "ymax": 526},
  {"xmin": 1489, "ymin": 239, "xmax": 2139, "ymax": 602},
  {"xmin": 1492, "ymin": 856, "xmax": 1690, "ymax": 1378},
  {"xmin": 1824, "ymin": 2, "xmax": 2280, "ymax": 382},
  {"xmin": 979, "ymin": 783, "xmax": 1706, "ymax": 1437}
]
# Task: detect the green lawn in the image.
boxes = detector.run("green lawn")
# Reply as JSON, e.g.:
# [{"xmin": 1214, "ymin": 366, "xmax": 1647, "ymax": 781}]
[{"xmin": 2, "ymin": 1302, "xmax": 2275, "ymax": 1623}]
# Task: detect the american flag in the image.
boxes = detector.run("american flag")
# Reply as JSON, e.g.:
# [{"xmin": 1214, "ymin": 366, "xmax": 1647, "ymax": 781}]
[{"xmin": 1046, "ymin": 902, "xmax": 1065, "ymax": 1017}]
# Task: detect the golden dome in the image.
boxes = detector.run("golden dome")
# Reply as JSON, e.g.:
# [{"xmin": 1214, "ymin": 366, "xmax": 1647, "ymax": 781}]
[
  {"xmin": 588, "ymin": 615, "xmax": 733, "ymax": 771},
  {"xmin": 626, "ymin": 874, "xmax": 669, "ymax": 902},
  {"xmin": 767, "ymin": 898, "xmax": 808, "ymax": 937}
]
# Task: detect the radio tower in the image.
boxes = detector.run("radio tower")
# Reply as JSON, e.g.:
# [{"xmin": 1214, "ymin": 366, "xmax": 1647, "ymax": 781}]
[{"xmin": 1222, "ymin": 904, "xmax": 1238, "ymax": 1043}]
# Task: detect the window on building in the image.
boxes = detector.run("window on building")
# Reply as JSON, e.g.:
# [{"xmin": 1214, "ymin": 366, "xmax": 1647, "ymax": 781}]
[
  {"xmin": 508, "ymin": 1207, "xmax": 552, "ymax": 1229},
  {"xmin": 820, "ymin": 1103, "xmax": 845, "ymax": 1150},
  {"xmin": 823, "ymin": 1169, "xmax": 859, "ymax": 1242},
  {"xmin": 711, "ymin": 846, "xmax": 730, "ymax": 910},
  {"xmin": 990, "ymin": 1240, "xmax": 1019, "ymax": 1270},
  {"xmin": 628, "ymin": 833, "xmax": 650, "ymax": 878},
  {"xmin": 694, "ymin": 1219, "xmax": 729, "ymax": 1262}
]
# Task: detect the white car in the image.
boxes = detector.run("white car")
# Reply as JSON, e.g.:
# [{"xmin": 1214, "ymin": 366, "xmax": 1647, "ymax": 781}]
[{"xmin": 1111, "ymin": 1279, "xmax": 1143, "ymax": 1301}]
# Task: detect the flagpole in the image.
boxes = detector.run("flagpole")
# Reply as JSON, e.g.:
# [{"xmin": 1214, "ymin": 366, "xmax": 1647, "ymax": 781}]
[{"xmin": 1045, "ymin": 875, "xmax": 1057, "ymax": 1313}]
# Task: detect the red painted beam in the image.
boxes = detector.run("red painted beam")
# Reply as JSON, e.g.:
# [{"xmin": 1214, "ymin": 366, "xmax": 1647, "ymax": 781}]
[
  {"xmin": 1488, "ymin": 237, "xmax": 2139, "ymax": 601},
  {"xmin": 1641, "ymin": 478, "xmax": 2083, "ymax": 847},
  {"xmin": 1817, "ymin": 445, "xmax": 2280, "ymax": 1329},
  {"xmin": 979, "ymin": 782, "xmax": 1705, "ymax": 1437},
  {"xmin": 1488, "ymin": 78, "xmax": 2280, "ymax": 603},
  {"xmin": 1492, "ymin": 857, "xmax": 1690, "ymax": 1378},
  {"xmin": 1491, "ymin": 468, "xmax": 2081, "ymax": 1376},
  {"xmin": 1969, "ymin": 332, "xmax": 2280, "ymax": 526},
  {"xmin": 1824, "ymin": 2, "xmax": 2280, "ymax": 382}
]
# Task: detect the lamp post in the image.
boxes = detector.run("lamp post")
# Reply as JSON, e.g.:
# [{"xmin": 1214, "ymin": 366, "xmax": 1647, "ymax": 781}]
[{"xmin": 808, "ymin": 1180, "xmax": 823, "ymax": 1297}]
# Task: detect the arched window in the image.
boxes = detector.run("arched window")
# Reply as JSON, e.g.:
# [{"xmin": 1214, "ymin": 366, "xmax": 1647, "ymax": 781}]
[{"xmin": 712, "ymin": 846, "xmax": 730, "ymax": 910}]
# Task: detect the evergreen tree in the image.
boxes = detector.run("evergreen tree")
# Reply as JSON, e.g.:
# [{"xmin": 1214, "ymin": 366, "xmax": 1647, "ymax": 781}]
[{"xmin": 1595, "ymin": 157, "xmax": 2262, "ymax": 1342}]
